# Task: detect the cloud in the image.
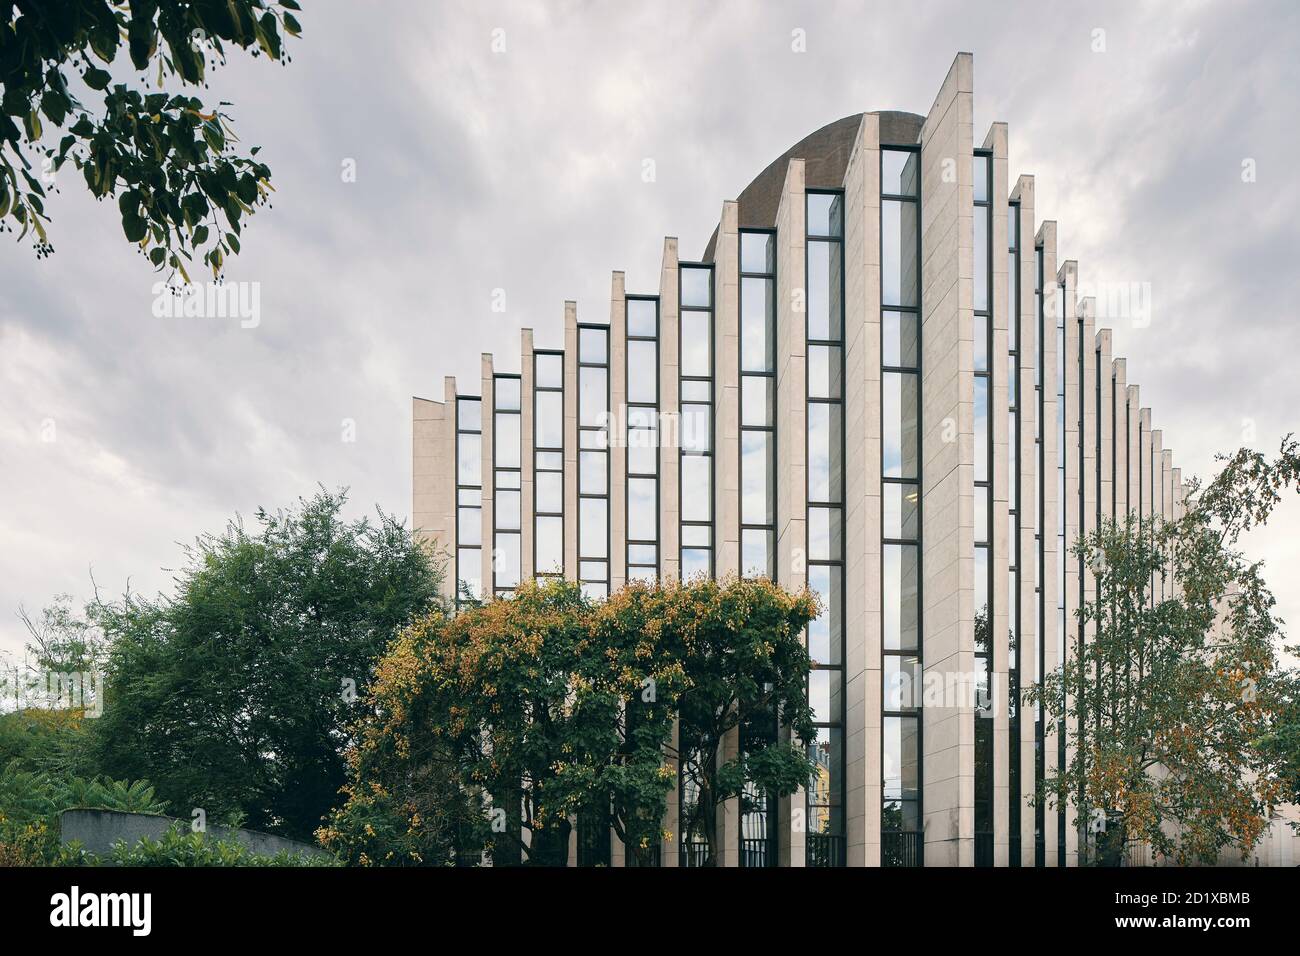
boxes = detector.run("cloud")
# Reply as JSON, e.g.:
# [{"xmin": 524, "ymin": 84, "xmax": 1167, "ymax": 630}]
[{"xmin": 1, "ymin": 0, "xmax": 1297, "ymax": 657}]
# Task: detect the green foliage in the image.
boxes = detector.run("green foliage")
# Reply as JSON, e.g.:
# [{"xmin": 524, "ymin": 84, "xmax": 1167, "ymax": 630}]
[
  {"xmin": 0, "ymin": 708, "xmax": 87, "ymax": 777},
  {"xmin": 323, "ymin": 576, "xmax": 818, "ymax": 867},
  {"xmin": 1030, "ymin": 437, "xmax": 1300, "ymax": 865},
  {"xmin": 0, "ymin": 758, "xmax": 167, "ymax": 865},
  {"xmin": 84, "ymin": 488, "xmax": 446, "ymax": 841},
  {"xmin": 99, "ymin": 823, "xmax": 336, "ymax": 867},
  {"xmin": 1, "ymin": 0, "xmax": 303, "ymax": 274}
]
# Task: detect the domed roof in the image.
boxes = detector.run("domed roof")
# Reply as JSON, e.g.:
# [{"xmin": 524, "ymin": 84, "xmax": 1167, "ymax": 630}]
[{"xmin": 701, "ymin": 110, "xmax": 924, "ymax": 261}]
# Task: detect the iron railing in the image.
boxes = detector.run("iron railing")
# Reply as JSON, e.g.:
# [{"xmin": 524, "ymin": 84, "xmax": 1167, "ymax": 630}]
[
  {"xmin": 882, "ymin": 829, "xmax": 923, "ymax": 867},
  {"xmin": 806, "ymin": 832, "xmax": 845, "ymax": 867}
]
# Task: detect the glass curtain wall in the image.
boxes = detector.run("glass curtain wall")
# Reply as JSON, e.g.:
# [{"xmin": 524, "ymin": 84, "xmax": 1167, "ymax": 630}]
[
  {"xmin": 534, "ymin": 351, "xmax": 565, "ymax": 579},
  {"xmin": 456, "ymin": 396, "xmax": 483, "ymax": 605},
  {"xmin": 626, "ymin": 298, "xmax": 660, "ymax": 583},
  {"xmin": 679, "ymin": 264, "xmax": 714, "ymax": 578},
  {"xmin": 740, "ymin": 230, "xmax": 777, "ymax": 579},
  {"xmin": 493, "ymin": 375, "xmax": 522, "ymax": 596},
  {"xmin": 1007, "ymin": 200, "xmax": 1022, "ymax": 864},
  {"xmin": 806, "ymin": 189, "xmax": 845, "ymax": 868},
  {"xmin": 881, "ymin": 146, "xmax": 922, "ymax": 867},
  {"xmin": 972, "ymin": 152, "xmax": 994, "ymax": 866},
  {"xmin": 578, "ymin": 324, "xmax": 610, "ymax": 599}
]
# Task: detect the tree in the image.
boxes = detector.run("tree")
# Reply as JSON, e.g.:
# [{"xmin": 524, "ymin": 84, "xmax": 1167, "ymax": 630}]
[
  {"xmin": 667, "ymin": 577, "xmax": 819, "ymax": 866},
  {"xmin": 84, "ymin": 488, "xmax": 444, "ymax": 841},
  {"xmin": 1, "ymin": 1, "xmax": 302, "ymax": 276},
  {"xmin": 1031, "ymin": 437, "xmax": 1300, "ymax": 865},
  {"xmin": 322, "ymin": 577, "xmax": 818, "ymax": 867}
]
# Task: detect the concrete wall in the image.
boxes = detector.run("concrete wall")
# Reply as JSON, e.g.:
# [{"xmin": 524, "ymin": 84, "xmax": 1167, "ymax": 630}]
[{"xmin": 60, "ymin": 809, "xmax": 332, "ymax": 861}]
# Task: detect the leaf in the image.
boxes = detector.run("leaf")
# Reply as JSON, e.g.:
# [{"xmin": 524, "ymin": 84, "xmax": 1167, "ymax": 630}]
[
  {"xmin": 122, "ymin": 213, "xmax": 147, "ymax": 243},
  {"xmin": 83, "ymin": 67, "xmax": 112, "ymax": 91}
]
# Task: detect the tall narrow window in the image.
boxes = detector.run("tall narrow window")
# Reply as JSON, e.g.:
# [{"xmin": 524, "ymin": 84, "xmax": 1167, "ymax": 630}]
[
  {"xmin": 680, "ymin": 265, "xmax": 714, "ymax": 580},
  {"xmin": 578, "ymin": 324, "xmax": 610, "ymax": 599},
  {"xmin": 455, "ymin": 397, "xmax": 483, "ymax": 606},
  {"xmin": 493, "ymin": 375, "xmax": 522, "ymax": 596},
  {"xmin": 626, "ymin": 297, "xmax": 659, "ymax": 583},
  {"xmin": 972, "ymin": 152, "xmax": 994, "ymax": 867},
  {"xmin": 806, "ymin": 189, "xmax": 845, "ymax": 868},
  {"xmin": 881, "ymin": 146, "xmax": 922, "ymax": 868},
  {"xmin": 740, "ymin": 230, "xmax": 776, "ymax": 580},
  {"xmin": 1056, "ymin": 271, "xmax": 1068, "ymax": 865},
  {"xmin": 1007, "ymin": 199, "xmax": 1022, "ymax": 865},
  {"xmin": 1034, "ymin": 243, "xmax": 1046, "ymax": 867},
  {"xmin": 534, "ymin": 351, "xmax": 564, "ymax": 579}
]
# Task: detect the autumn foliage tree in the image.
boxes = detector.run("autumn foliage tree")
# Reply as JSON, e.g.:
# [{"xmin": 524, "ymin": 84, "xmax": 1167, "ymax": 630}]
[
  {"xmin": 321, "ymin": 576, "xmax": 819, "ymax": 866},
  {"xmin": 1031, "ymin": 437, "xmax": 1300, "ymax": 865}
]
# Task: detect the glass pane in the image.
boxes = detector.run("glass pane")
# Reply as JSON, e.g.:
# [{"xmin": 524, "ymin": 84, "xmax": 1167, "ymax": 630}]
[
  {"xmin": 741, "ymin": 431, "xmax": 772, "ymax": 525},
  {"xmin": 681, "ymin": 310, "xmax": 711, "ymax": 378},
  {"xmin": 495, "ymin": 532, "xmax": 520, "ymax": 588},
  {"xmin": 741, "ymin": 375, "xmax": 772, "ymax": 427},
  {"xmin": 627, "ymin": 299, "xmax": 657, "ymax": 337},
  {"xmin": 495, "ymin": 377, "xmax": 521, "ymax": 411},
  {"xmin": 974, "ymin": 314, "xmax": 988, "ymax": 372},
  {"xmin": 681, "ymin": 455, "xmax": 711, "ymax": 522},
  {"xmin": 628, "ymin": 565, "xmax": 657, "ymax": 583},
  {"xmin": 973, "ymin": 154, "xmax": 989, "ymax": 203},
  {"xmin": 579, "ymin": 367, "xmax": 607, "ymax": 426},
  {"xmin": 883, "ymin": 715, "xmax": 920, "ymax": 803},
  {"xmin": 628, "ymin": 477, "xmax": 657, "ymax": 541},
  {"xmin": 457, "ymin": 399, "xmax": 481, "ymax": 430},
  {"xmin": 883, "ymin": 482, "xmax": 919, "ymax": 540},
  {"xmin": 535, "ymin": 390, "xmax": 563, "ymax": 449},
  {"xmin": 681, "ymin": 405, "xmax": 711, "ymax": 453},
  {"xmin": 882, "ymin": 199, "xmax": 919, "ymax": 308},
  {"xmin": 740, "ymin": 277, "xmax": 774, "ymax": 372},
  {"xmin": 681, "ymin": 379, "xmax": 710, "ymax": 402},
  {"xmin": 882, "ymin": 372, "xmax": 918, "ymax": 479},
  {"xmin": 882, "ymin": 311, "xmax": 918, "ymax": 369},
  {"xmin": 457, "ymin": 433, "xmax": 481, "ymax": 485},
  {"xmin": 883, "ymin": 544, "xmax": 920, "ymax": 651},
  {"xmin": 580, "ymin": 559, "xmax": 607, "ymax": 581},
  {"xmin": 975, "ymin": 375, "xmax": 989, "ymax": 483},
  {"xmin": 884, "ymin": 655, "xmax": 921, "ymax": 710},
  {"xmin": 497, "ymin": 470, "xmax": 520, "ymax": 490},
  {"xmin": 497, "ymin": 489, "xmax": 520, "ymax": 531},
  {"xmin": 741, "ymin": 529, "xmax": 773, "ymax": 578},
  {"xmin": 740, "ymin": 232, "xmax": 775, "ymax": 274},
  {"xmin": 536, "ymin": 471, "xmax": 563, "ymax": 513},
  {"xmin": 581, "ymin": 582, "xmax": 608, "ymax": 601},
  {"xmin": 628, "ymin": 544, "xmax": 656, "ymax": 565},
  {"xmin": 974, "ymin": 204, "xmax": 989, "ymax": 313},
  {"xmin": 579, "ymin": 327, "xmax": 607, "ymax": 364},
  {"xmin": 807, "ymin": 402, "xmax": 843, "ymax": 503},
  {"xmin": 457, "ymin": 506, "xmax": 481, "ymax": 547},
  {"xmin": 807, "ymin": 564, "xmax": 842, "ymax": 665},
  {"xmin": 458, "ymin": 488, "xmax": 481, "ymax": 506},
  {"xmin": 975, "ymin": 486, "xmax": 989, "ymax": 545},
  {"xmin": 806, "ymin": 192, "xmax": 842, "ymax": 238},
  {"xmin": 807, "ymin": 506, "xmax": 841, "ymax": 562},
  {"xmin": 681, "ymin": 267, "xmax": 712, "ymax": 308},
  {"xmin": 535, "ymin": 515, "xmax": 563, "ymax": 574},
  {"xmin": 807, "ymin": 345, "xmax": 841, "ymax": 399},
  {"xmin": 806, "ymin": 240, "xmax": 842, "ymax": 341},
  {"xmin": 975, "ymin": 545, "xmax": 990, "ymax": 652},
  {"xmin": 535, "ymin": 353, "xmax": 562, "ymax": 389},
  {"xmin": 580, "ymin": 498, "xmax": 608, "ymax": 559},
  {"xmin": 681, "ymin": 548, "xmax": 711, "ymax": 580},
  {"xmin": 627, "ymin": 340, "xmax": 657, "ymax": 404},
  {"xmin": 881, "ymin": 149, "xmax": 919, "ymax": 197},
  {"xmin": 579, "ymin": 450, "xmax": 607, "ymax": 495},
  {"xmin": 495, "ymin": 414, "xmax": 520, "ymax": 468},
  {"xmin": 456, "ymin": 547, "xmax": 482, "ymax": 600}
]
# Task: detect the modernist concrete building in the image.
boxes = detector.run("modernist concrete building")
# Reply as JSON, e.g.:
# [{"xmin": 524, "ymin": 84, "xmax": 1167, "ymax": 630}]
[{"xmin": 412, "ymin": 53, "xmax": 1195, "ymax": 866}]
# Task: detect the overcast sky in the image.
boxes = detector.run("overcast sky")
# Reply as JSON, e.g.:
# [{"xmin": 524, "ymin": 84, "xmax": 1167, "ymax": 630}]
[{"xmin": 2, "ymin": 0, "xmax": 1297, "ymax": 661}]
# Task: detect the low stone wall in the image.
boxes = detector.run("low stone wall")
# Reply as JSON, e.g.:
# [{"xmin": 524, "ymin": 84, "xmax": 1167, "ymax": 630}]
[{"xmin": 60, "ymin": 808, "xmax": 333, "ymax": 861}]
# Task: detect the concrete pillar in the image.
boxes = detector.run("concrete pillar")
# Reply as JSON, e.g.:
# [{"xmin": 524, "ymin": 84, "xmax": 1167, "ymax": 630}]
[
  {"xmin": 412, "ymin": 379, "xmax": 457, "ymax": 604},
  {"xmin": 1058, "ymin": 260, "xmax": 1080, "ymax": 868},
  {"xmin": 918, "ymin": 51, "xmax": 975, "ymax": 868},
  {"xmin": 1113, "ymin": 360, "xmax": 1128, "ymax": 519},
  {"xmin": 842, "ymin": 111, "xmax": 882, "ymax": 867},
  {"xmin": 775, "ymin": 156, "xmax": 807, "ymax": 867},
  {"xmin": 715, "ymin": 202, "xmax": 741, "ymax": 578}
]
